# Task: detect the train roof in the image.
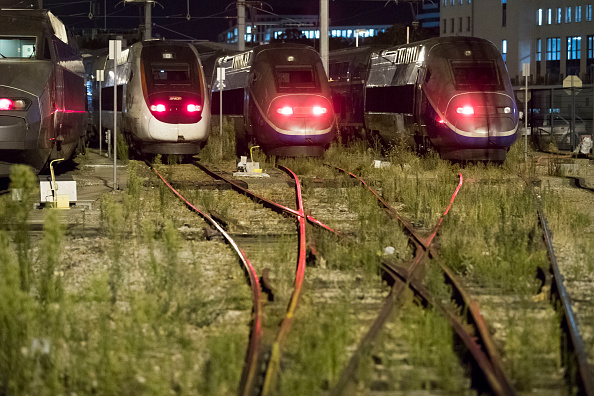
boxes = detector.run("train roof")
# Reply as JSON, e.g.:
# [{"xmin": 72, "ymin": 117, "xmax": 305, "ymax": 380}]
[
  {"xmin": 381, "ymin": 36, "xmax": 497, "ymax": 54},
  {"xmin": 0, "ymin": 8, "xmax": 72, "ymax": 45}
]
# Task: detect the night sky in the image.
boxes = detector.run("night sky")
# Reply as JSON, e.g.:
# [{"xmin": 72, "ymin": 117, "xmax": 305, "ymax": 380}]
[{"xmin": 40, "ymin": 0, "xmax": 414, "ymax": 41}]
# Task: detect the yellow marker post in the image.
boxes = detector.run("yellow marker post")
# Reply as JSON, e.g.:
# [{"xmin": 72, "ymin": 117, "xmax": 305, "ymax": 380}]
[
  {"xmin": 49, "ymin": 158, "xmax": 69, "ymax": 209},
  {"xmin": 249, "ymin": 145, "xmax": 263, "ymax": 173}
]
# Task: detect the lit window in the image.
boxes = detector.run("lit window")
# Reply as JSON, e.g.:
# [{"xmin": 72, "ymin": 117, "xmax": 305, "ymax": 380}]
[
  {"xmin": 247, "ymin": 26, "xmax": 251, "ymax": 34},
  {"xmin": 588, "ymin": 35, "xmax": 594, "ymax": 59},
  {"xmin": 566, "ymin": 7, "xmax": 572, "ymax": 23},
  {"xmin": 315, "ymin": 30, "xmax": 319, "ymax": 39},
  {"xmin": 587, "ymin": 5, "xmax": 592, "ymax": 21},
  {"xmin": 502, "ymin": 39, "xmax": 507, "ymax": 62},
  {"xmin": 547, "ymin": 8, "xmax": 552, "ymax": 24},
  {"xmin": 546, "ymin": 37, "xmax": 561, "ymax": 61},
  {"xmin": 576, "ymin": 6, "xmax": 582, "ymax": 22},
  {"xmin": 557, "ymin": 8, "xmax": 561, "ymax": 24},
  {"xmin": 567, "ymin": 36, "xmax": 581, "ymax": 60},
  {"xmin": 537, "ymin": 9, "xmax": 543, "ymax": 26},
  {"xmin": 536, "ymin": 38, "xmax": 542, "ymax": 61}
]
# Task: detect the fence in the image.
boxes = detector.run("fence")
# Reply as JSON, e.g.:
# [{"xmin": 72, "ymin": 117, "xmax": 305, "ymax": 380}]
[{"xmin": 514, "ymin": 85, "xmax": 594, "ymax": 152}]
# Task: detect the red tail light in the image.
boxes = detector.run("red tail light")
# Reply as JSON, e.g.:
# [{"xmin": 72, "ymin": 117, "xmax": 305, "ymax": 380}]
[
  {"xmin": 186, "ymin": 104, "xmax": 201, "ymax": 113},
  {"xmin": 456, "ymin": 106, "xmax": 474, "ymax": 115},
  {"xmin": 150, "ymin": 104, "xmax": 167, "ymax": 112},
  {"xmin": 0, "ymin": 99, "xmax": 14, "ymax": 110},
  {"xmin": 277, "ymin": 106, "xmax": 293, "ymax": 115},
  {"xmin": 277, "ymin": 106, "xmax": 329, "ymax": 116},
  {"xmin": 0, "ymin": 98, "xmax": 28, "ymax": 111},
  {"xmin": 312, "ymin": 106, "xmax": 327, "ymax": 116}
]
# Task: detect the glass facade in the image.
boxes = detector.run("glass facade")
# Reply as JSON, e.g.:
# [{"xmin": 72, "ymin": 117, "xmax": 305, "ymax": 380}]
[
  {"xmin": 567, "ymin": 36, "xmax": 581, "ymax": 60},
  {"xmin": 546, "ymin": 37, "xmax": 561, "ymax": 61}
]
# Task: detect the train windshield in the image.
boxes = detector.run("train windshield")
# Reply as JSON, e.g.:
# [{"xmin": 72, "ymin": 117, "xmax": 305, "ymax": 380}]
[
  {"xmin": 275, "ymin": 66, "xmax": 319, "ymax": 91},
  {"xmin": 451, "ymin": 61, "xmax": 502, "ymax": 90},
  {"xmin": 151, "ymin": 63, "xmax": 191, "ymax": 84},
  {"xmin": 0, "ymin": 37, "xmax": 36, "ymax": 58}
]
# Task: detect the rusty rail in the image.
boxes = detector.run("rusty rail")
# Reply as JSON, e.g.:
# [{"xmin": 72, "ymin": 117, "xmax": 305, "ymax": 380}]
[
  {"xmin": 538, "ymin": 208, "xmax": 594, "ymax": 396},
  {"xmin": 260, "ymin": 165, "xmax": 308, "ymax": 396},
  {"xmin": 146, "ymin": 163, "xmax": 263, "ymax": 395},
  {"xmin": 193, "ymin": 162, "xmax": 312, "ymax": 396}
]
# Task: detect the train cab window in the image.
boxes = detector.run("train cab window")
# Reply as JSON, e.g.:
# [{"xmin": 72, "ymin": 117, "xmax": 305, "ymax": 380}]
[
  {"xmin": 450, "ymin": 61, "xmax": 502, "ymax": 90},
  {"xmin": 0, "ymin": 37, "xmax": 36, "ymax": 58},
  {"xmin": 274, "ymin": 66, "xmax": 318, "ymax": 91},
  {"xmin": 151, "ymin": 63, "xmax": 191, "ymax": 84}
]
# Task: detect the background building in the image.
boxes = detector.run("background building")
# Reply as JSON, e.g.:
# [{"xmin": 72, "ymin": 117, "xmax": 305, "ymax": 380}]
[
  {"xmin": 217, "ymin": 13, "xmax": 390, "ymax": 46},
  {"xmin": 440, "ymin": 0, "xmax": 594, "ymax": 85}
]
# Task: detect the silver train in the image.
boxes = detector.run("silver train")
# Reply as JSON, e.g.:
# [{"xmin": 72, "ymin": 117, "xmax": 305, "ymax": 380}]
[
  {"xmin": 0, "ymin": 8, "xmax": 86, "ymax": 176},
  {"xmin": 200, "ymin": 43, "xmax": 336, "ymax": 157},
  {"xmin": 330, "ymin": 37, "xmax": 518, "ymax": 162},
  {"xmin": 87, "ymin": 40, "xmax": 211, "ymax": 158}
]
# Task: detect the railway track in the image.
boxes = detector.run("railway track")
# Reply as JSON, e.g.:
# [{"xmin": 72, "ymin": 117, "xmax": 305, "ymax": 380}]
[
  {"xmin": 143, "ymin": 158, "xmax": 594, "ymax": 395},
  {"xmin": 191, "ymin": 160, "xmax": 520, "ymax": 395},
  {"xmin": 324, "ymin": 167, "xmax": 520, "ymax": 396},
  {"xmin": 533, "ymin": 176, "xmax": 594, "ymax": 395}
]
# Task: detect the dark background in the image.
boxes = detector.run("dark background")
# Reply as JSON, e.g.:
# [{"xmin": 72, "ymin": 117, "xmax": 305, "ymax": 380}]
[{"xmin": 38, "ymin": 0, "xmax": 414, "ymax": 41}]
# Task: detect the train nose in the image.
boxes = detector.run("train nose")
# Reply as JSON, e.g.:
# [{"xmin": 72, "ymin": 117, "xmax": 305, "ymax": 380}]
[
  {"xmin": 447, "ymin": 93, "xmax": 518, "ymax": 138},
  {"xmin": 268, "ymin": 95, "xmax": 334, "ymax": 134}
]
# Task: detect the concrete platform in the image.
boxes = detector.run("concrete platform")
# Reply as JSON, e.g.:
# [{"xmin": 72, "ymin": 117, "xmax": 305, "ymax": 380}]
[{"xmin": 25, "ymin": 149, "xmax": 129, "ymax": 229}]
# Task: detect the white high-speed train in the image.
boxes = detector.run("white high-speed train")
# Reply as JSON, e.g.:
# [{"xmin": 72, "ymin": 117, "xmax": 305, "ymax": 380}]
[{"xmin": 87, "ymin": 40, "xmax": 210, "ymax": 158}]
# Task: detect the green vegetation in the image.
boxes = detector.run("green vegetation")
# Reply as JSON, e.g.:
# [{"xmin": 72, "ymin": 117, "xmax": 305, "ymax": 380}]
[
  {"xmin": 280, "ymin": 300, "xmax": 354, "ymax": 395},
  {"xmin": 1, "ymin": 135, "xmax": 590, "ymax": 395}
]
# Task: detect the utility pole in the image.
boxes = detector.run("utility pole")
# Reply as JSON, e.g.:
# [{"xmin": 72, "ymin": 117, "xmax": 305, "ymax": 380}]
[
  {"xmin": 320, "ymin": 0, "xmax": 328, "ymax": 75},
  {"xmin": 144, "ymin": 1, "xmax": 152, "ymax": 40},
  {"xmin": 237, "ymin": 0, "xmax": 246, "ymax": 51},
  {"xmin": 123, "ymin": 0, "xmax": 155, "ymax": 41}
]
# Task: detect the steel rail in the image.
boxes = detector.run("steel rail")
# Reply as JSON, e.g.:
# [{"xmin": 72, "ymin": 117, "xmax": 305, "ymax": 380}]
[
  {"xmin": 538, "ymin": 208, "xmax": 594, "ymax": 396},
  {"xmin": 381, "ymin": 261, "xmax": 515, "ymax": 396},
  {"xmin": 146, "ymin": 163, "xmax": 263, "ymax": 396},
  {"xmin": 193, "ymin": 162, "xmax": 512, "ymax": 394},
  {"xmin": 193, "ymin": 161, "xmax": 340, "ymax": 235},
  {"xmin": 260, "ymin": 165, "xmax": 308, "ymax": 396},
  {"xmin": 330, "ymin": 165, "xmax": 429, "ymax": 249},
  {"xmin": 438, "ymin": 262, "xmax": 512, "ymax": 392},
  {"xmin": 522, "ymin": 173, "xmax": 594, "ymax": 395},
  {"xmin": 330, "ymin": 173, "xmax": 467, "ymax": 395}
]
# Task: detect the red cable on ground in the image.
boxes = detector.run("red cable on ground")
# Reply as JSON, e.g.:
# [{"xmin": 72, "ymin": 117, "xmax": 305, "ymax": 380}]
[{"xmin": 149, "ymin": 166, "xmax": 263, "ymax": 395}]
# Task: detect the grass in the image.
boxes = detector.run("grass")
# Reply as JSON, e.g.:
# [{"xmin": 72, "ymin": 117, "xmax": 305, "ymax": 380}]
[
  {"xmin": 1, "ymin": 134, "xmax": 590, "ymax": 394},
  {"xmin": 279, "ymin": 299, "xmax": 354, "ymax": 395}
]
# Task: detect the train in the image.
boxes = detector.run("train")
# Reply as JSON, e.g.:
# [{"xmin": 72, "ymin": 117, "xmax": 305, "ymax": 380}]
[
  {"xmin": 86, "ymin": 40, "xmax": 210, "ymax": 159},
  {"xmin": 199, "ymin": 43, "xmax": 336, "ymax": 157},
  {"xmin": 329, "ymin": 37, "xmax": 519, "ymax": 162},
  {"xmin": 0, "ymin": 8, "xmax": 86, "ymax": 177}
]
